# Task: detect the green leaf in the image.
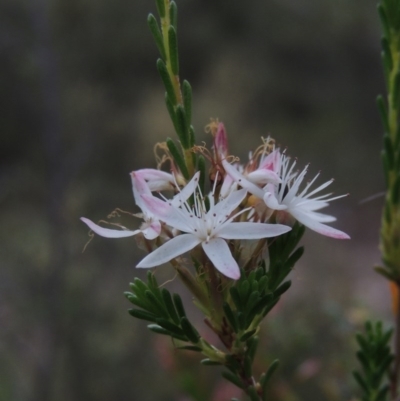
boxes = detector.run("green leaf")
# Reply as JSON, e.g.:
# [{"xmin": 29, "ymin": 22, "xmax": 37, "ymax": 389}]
[
  {"xmin": 175, "ymin": 105, "xmax": 189, "ymax": 148},
  {"xmin": 274, "ymin": 281, "xmax": 292, "ymax": 297},
  {"xmin": 393, "ymin": 71, "xmax": 400, "ymax": 109},
  {"xmin": 169, "ymin": 1, "xmax": 178, "ymax": 31},
  {"xmin": 377, "ymin": 95, "xmax": 390, "ymax": 134},
  {"xmin": 197, "ymin": 155, "xmax": 206, "ymax": 196},
  {"xmin": 166, "ymin": 138, "xmax": 190, "ymax": 179},
  {"xmin": 246, "ymin": 336, "xmax": 259, "ymax": 363},
  {"xmin": 180, "ymin": 317, "xmax": 200, "ymax": 343},
  {"xmin": 391, "ymin": 173, "xmax": 400, "ymax": 204},
  {"xmin": 173, "ymin": 293, "xmax": 187, "ymax": 319},
  {"xmin": 128, "ymin": 309, "xmax": 157, "ymax": 322},
  {"xmin": 168, "ymin": 26, "xmax": 179, "ymax": 75},
  {"xmin": 183, "ymin": 80, "xmax": 192, "ymax": 127},
  {"xmin": 161, "ymin": 288, "xmax": 180, "ymax": 325},
  {"xmin": 156, "ymin": 318, "xmax": 185, "ymax": 336},
  {"xmin": 145, "ymin": 290, "xmax": 168, "ymax": 317},
  {"xmin": 261, "ymin": 359, "xmax": 280, "ymax": 398},
  {"xmin": 157, "ymin": 58, "xmax": 177, "ymax": 105},
  {"xmin": 147, "ymin": 14, "xmax": 167, "ymax": 60},
  {"xmin": 155, "ymin": 0, "xmax": 165, "ymax": 18},
  {"xmin": 201, "ymin": 358, "xmax": 222, "ymax": 366},
  {"xmin": 222, "ymin": 371, "xmax": 245, "ymax": 389},
  {"xmin": 240, "ymin": 329, "xmax": 257, "ymax": 342},
  {"xmin": 223, "ymin": 302, "xmax": 239, "ymax": 333},
  {"xmin": 176, "ymin": 345, "xmax": 202, "ymax": 352},
  {"xmin": 147, "ymin": 324, "xmax": 187, "ymax": 341},
  {"xmin": 377, "ymin": 4, "xmax": 391, "ymax": 40}
]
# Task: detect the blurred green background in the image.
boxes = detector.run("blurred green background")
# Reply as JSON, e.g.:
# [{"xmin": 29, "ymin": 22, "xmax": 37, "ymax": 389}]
[{"xmin": 0, "ymin": 0, "xmax": 391, "ymax": 400}]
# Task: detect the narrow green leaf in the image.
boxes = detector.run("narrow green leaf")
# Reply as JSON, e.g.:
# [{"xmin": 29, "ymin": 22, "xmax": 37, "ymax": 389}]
[
  {"xmin": 156, "ymin": 318, "xmax": 185, "ymax": 335},
  {"xmin": 161, "ymin": 288, "xmax": 180, "ymax": 325},
  {"xmin": 383, "ymin": 134, "xmax": 395, "ymax": 170},
  {"xmin": 274, "ymin": 281, "xmax": 292, "ymax": 297},
  {"xmin": 166, "ymin": 137, "xmax": 190, "ymax": 179},
  {"xmin": 246, "ymin": 336, "xmax": 259, "ymax": 363},
  {"xmin": 377, "ymin": 4, "xmax": 391, "ymax": 40},
  {"xmin": 155, "ymin": 0, "xmax": 165, "ymax": 18},
  {"xmin": 222, "ymin": 371, "xmax": 244, "ymax": 389},
  {"xmin": 247, "ymin": 386, "xmax": 259, "ymax": 401},
  {"xmin": 197, "ymin": 155, "xmax": 206, "ymax": 195},
  {"xmin": 176, "ymin": 345, "xmax": 202, "ymax": 352},
  {"xmin": 147, "ymin": 14, "xmax": 167, "ymax": 60},
  {"xmin": 393, "ymin": 71, "xmax": 400, "ymax": 108},
  {"xmin": 169, "ymin": 1, "xmax": 178, "ymax": 31},
  {"xmin": 183, "ymin": 80, "xmax": 192, "ymax": 126},
  {"xmin": 176, "ymin": 105, "xmax": 189, "ymax": 148},
  {"xmin": 391, "ymin": 173, "xmax": 400, "ymax": 204},
  {"xmin": 377, "ymin": 95, "xmax": 390, "ymax": 134},
  {"xmin": 145, "ymin": 290, "xmax": 168, "ymax": 317},
  {"xmin": 168, "ymin": 26, "xmax": 179, "ymax": 75},
  {"xmin": 240, "ymin": 329, "xmax": 257, "ymax": 342},
  {"xmin": 285, "ymin": 247, "xmax": 304, "ymax": 270},
  {"xmin": 201, "ymin": 358, "xmax": 222, "ymax": 366},
  {"xmin": 223, "ymin": 302, "xmax": 239, "ymax": 333},
  {"xmin": 353, "ymin": 371, "xmax": 370, "ymax": 394},
  {"xmin": 128, "ymin": 309, "xmax": 157, "ymax": 322},
  {"xmin": 230, "ymin": 287, "xmax": 243, "ymax": 311},
  {"xmin": 157, "ymin": 58, "xmax": 177, "ymax": 105},
  {"xmin": 381, "ymin": 37, "xmax": 393, "ymax": 71},
  {"xmin": 124, "ymin": 293, "xmax": 150, "ymax": 310},
  {"xmin": 261, "ymin": 359, "xmax": 280, "ymax": 395},
  {"xmin": 173, "ymin": 293, "xmax": 187, "ymax": 318},
  {"xmin": 147, "ymin": 324, "xmax": 187, "ymax": 341},
  {"xmin": 180, "ymin": 317, "xmax": 200, "ymax": 343}
]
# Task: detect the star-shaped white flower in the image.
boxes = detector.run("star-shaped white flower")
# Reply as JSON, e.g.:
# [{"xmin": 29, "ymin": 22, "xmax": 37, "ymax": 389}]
[
  {"xmin": 80, "ymin": 170, "xmax": 198, "ymax": 240},
  {"xmin": 223, "ymin": 152, "xmax": 349, "ymax": 239},
  {"xmin": 137, "ymin": 177, "xmax": 291, "ymax": 279}
]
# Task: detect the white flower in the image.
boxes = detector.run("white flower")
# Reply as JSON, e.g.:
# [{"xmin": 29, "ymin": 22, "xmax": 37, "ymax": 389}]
[
  {"xmin": 80, "ymin": 170, "xmax": 197, "ymax": 240},
  {"xmin": 223, "ymin": 152, "xmax": 349, "ymax": 239},
  {"xmin": 136, "ymin": 176, "xmax": 291, "ymax": 279}
]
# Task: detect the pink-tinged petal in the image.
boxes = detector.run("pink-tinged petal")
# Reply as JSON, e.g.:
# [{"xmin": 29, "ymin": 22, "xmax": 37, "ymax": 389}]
[
  {"xmin": 131, "ymin": 171, "xmax": 152, "ymax": 211},
  {"xmin": 212, "ymin": 188, "xmax": 247, "ymax": 217},
  {"xmin": 171, "ymin": 171, "xmax": 200, "ymax": 207},
  {"xmin": 247, "ymin": 169, "xmax": 281, "ymax": 185},
  {"xmin": 214, "ymin": 122, "xmax": 228, "ymax": 157},
  {"xmin": 135, "ymin": 169, "xmax": 175, "ymax": 191},
  {"xmin": 302, "ymin": 211, "xmax": 336, "ymax": 223},
  {"xmin": 220, "ymin": 174, "xmax": 237, "ymax": 198},
  {"xmin": 217, "ymin": 222, "xmax": 291, "ymax": 239},
  {"xmin": 290, "ymin": 209, "xmax": 350, "ymax": 239},
  {"xmin": 137, "ymin": 234, "xmax": 201, "ymax": 268},
  {"xmin": 142, "ymin": 220, "xmax": 162, "ymax": 240},
  {"xmin": 222, "ymin": 160, "xmax": 265, "ymax": 199},
  {"xmin": 141, "ymin": 194, "xmax": 189, "ymax": 232},
  {"xmin": 259, "ymin": 149, "xmax": 281, "ymax": 172},
  {"xmin": 81, "ymin": 217, "xmax": 140, "ymax": 238},
  {"xmin": 263, "ymin": 190, "xmax": 287, "ymax": 211},
  {"xmin": 202, "ymin": 238, "xmax": 240, "ymax": 279}
]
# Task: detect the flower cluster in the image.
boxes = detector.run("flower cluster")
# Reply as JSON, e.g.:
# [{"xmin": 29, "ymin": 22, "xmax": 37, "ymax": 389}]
[{"xmin": 82, "ymin": 122, "xmax": 349, "ymax": 280}]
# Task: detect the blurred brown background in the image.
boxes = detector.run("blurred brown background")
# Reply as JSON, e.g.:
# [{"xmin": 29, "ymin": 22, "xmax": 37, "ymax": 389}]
[{"xmin": 0, "ymin": 0, "xmax": 390, "ymax": 400}]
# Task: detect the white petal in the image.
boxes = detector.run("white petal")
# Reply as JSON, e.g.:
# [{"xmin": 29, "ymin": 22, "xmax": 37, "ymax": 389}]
[
  {"xmin": 212, "ymin": 188, "xmax": 247, "ymax": 217},
  {"xmin": 131, "ymin": 171, "xmax": 152, "ymax": 211},
  {"xmin": 222, "ymin": 160, "xmax": 265, "ymax": 199},
  {"xmin": 137, "ymin": 234, "xmax": 201, "ymax": 268},
  {"xmin": 263, "ymin": 191, "xmax": 287, "ymax": 211},
  {"xmin": 142, "ymin": 220, "xmax": 162, "ymax": 239},
  {"xmin": 171, "ymin": 172, "xmax": 200, "ymax": 207},
  {"xmin": 202, "ymin": 238, "xmax": 240, "ymax": 279},
  {"xmin": 81, "ymin": 217, "xmax": 140, "ymax": 238},
  {"xmin": 217, "ymin": 222, "xmax": 291, "ymax": 239},
  {"xmin": 136, "ymin": 168, "xmax": 175, "ymax": 191},
  {"xmin": 290, "ymin": 209, "xmax": 350, "ymax": 239},
  {"xmin": 247, "ymin": 169, "xmax": 281, "ymax": 185},
  {"xmin": 141, "ymin": 195, "xmax": 190, "ymax": 232}
]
